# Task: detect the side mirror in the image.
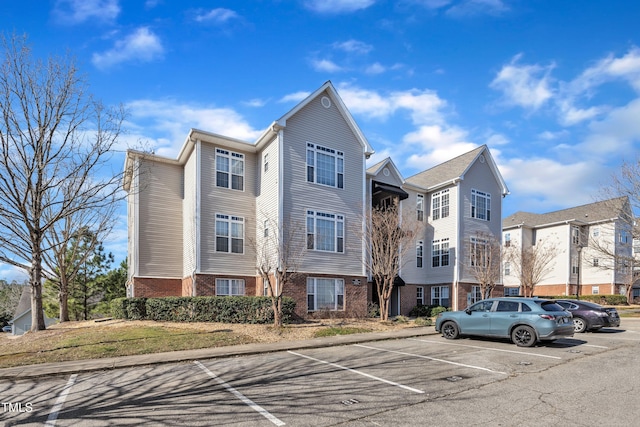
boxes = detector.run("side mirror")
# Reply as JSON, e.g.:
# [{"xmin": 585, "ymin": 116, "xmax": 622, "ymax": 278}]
[{"xmin": 465, "ymin": 308, "xmax": 472, "ymax": 315}]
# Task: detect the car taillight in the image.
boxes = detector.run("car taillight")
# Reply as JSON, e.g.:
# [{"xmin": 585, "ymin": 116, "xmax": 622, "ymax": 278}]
[{"xmin": 539, "ymin": 314, "xmax": 555, "ymax": 320}]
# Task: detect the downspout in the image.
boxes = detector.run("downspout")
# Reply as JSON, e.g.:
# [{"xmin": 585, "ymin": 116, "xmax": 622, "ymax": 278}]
[{"xmin": 452, "ymin": 180, "xmax": 461, "ymax": 311}]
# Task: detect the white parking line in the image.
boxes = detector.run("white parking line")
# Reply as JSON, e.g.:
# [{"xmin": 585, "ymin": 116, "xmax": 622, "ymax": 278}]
[
  {"xmin": 194, "ymin": 361, "xmax": 285, "ymax": 426},
  {"xmin": 288, "ymin": 351, "xmax": 425, "ymax": 394},
  {"xmin": 45, "ymin": 374, "xmax": 77, "ymax": 427},
  {"xmin": 410, "ymin": 339, "xmax": 563, "ymax": 359},
  {"xmin": 355, "ymin": 344, "xmax": 508, "ymax": 375}
]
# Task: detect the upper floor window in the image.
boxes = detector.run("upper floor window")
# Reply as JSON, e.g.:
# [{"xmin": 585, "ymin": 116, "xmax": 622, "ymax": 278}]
[
  {"xmin": 216, "ymin": 148, "xmax": 244, "ymax": 191},
  {"xmin": 306, "ymin": 143, "xmax": 344, "ymax": 188},
  {"xmin": 432, "ymin": 238, "xmax": 450, "ymax": 267},
  {"xmin": 504, "ymin": 233, "xmax": 511, "ymax": 247},
  {"xmin": 307, "ymin": 210, "xmax": 344, "ymax": 253},
  {"xmin": 572, "ymin": 226, "xmax": 580, "ymax": 245},
  {"xmin": 592, "ymin": 227, "xmax": 600, "ymax": 237},
  {"xmin": 216, "ymin": 279, "xmax": 245, "ymax": 296},
  {"xmin": 432, "ymin": 189, "xmax": 450, "ymax": 220},
  {"xmin": 504, "ymin": 261, "xmax": 511, "ymax": 276},
  {"xmin": 417, "ymin": 240, "xmax": 424, "ymax": 268},
  {"xmin": 216, "ymin": 214, "xmax": 244, "ymax": 254},
  {"xmin": 471, "ymin": 189, "xmax": 490, "ymax": 221},
  {"xmin": 417, "ymin": 194, "xmax": 424, "ymax": 221},
  {"xmin": 571, "ymin": 255, "xmax": 579, "ymax": 275},
  {"xmin": 263, "ymin": 153, "xmax": 269, "ymax": 173},
  {"xmin": 470, "ymin": 237, "xmax": 488, "ymax": 267}
]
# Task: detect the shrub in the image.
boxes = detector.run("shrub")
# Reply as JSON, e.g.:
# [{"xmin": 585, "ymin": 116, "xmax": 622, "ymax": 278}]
[
  {"xmin": 430, "ymin": 306, "xmax": 448, "ymax": 317},
  {"xmin": 111, "ymin": 296, "xmax": 295, "ymax": 324},
  {"xmin": 367, "ymin": 302, "xmax": 380, "ymax": 318},
  {"xmin": 409, "ymin": 304, "xmax": 431, "ymax": 317},
  {"xmin": 414, "ymin": 317, "xmax": 433, "ymax": 326}
]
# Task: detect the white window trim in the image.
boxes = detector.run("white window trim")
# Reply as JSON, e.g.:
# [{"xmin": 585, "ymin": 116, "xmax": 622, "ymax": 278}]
[
  {"xmin": 417, "ymin": 286, "xmax": 424, "ymax": 305},
  {"xmin": 432, "ymin": 238, "xmax": 450, "ymax": 268},
  {"xmin": 216, "ymin": 148, "xmax": 245, "ymax": 191},
  {"xmin": 307, "ymin": 277, "xmax": 345, "ymax": 311},
  {"xmin": 417, "ymin": 194, "xmax": 424, "ymax": 221},
  {"xmin": 306, "ymin": 210, "xmax": 345, "ymax": 253},
  {"xmin": 432, "ymin": 189, "xmax": 450, "ymax": 220},
  {"xmin": 431, "ymin": 286, "xmax": 450, "ymax": 307},
  {"xmin": 216, "ymin": 278, "xmax": 245, "ymax": 296},
  {"xmin": 471, "ymin": 189, "xmax": 491, "ymax": 221},
  {"xmin": 215, "ymin": 214, "xmax": 245, "ymax": 254},
  {"xmin": 306, "ymin": 142, "xmax": 344, "ymax": 189},
  {"xmin": 417, "ymin": 240, "xmax": 424, "ymax": 268}
]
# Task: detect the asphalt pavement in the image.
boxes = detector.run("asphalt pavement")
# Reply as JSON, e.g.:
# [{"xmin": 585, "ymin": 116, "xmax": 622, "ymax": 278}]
[{"xmin": 0, "ymin": 326, "xmax": 437, "ymax": 380}]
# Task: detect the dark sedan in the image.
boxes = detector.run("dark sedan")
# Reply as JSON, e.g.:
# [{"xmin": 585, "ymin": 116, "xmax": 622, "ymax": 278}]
[{"xmin": 555, "ymin": 299, "xmax": 621, "ymax": 333}]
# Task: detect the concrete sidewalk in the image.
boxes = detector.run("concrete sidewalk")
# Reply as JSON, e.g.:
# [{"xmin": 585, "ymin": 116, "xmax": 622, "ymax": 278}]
[{"xmin": 0, "ymin": 326, "xmax": 437, "ymax": 380}]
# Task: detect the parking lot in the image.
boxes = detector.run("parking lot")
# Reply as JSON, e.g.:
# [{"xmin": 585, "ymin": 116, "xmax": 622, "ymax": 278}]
[{"xmin": 2, "ymin": 319, "xmax": 639, "ymax": 426}]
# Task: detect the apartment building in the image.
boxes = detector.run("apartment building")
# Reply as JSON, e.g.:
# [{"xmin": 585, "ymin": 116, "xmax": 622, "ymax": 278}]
[{"xmin": 124, "ymin": 81, "xmax": 508, "ymax": 318}]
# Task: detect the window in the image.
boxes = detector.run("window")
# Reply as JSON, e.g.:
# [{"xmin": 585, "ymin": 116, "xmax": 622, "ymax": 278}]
[
  {"xmin": 504, "ymin": 261, "xmax": 511, "ymax": 276},
  {"xmin": 469, "ymin": 286, "xmax": 482, "ymax": 304},
  {"xmin": 504, "ymin": 233, "xmax": 511, "ymax": 247},
  {"xmin": 431, "ymin": 286, "xmax": 450, "ymax": 307},
  {"xmin": 471, "ymin": 189, "xmax": 491, "ymax": 221},
  {"xmin": 432, "ymin": 238, "xmax": 450, "ymax": 267},
  {"xmin": 432, "ymin": 189, "xmax": 450, "ymax": 220},
  {"xmin": 306, "ymin": 143, "xmax": 344, "ymax": 188},
  {"xmin": 470, "ymin": 237, "xmax": 487, "ymax": 267},
  {"xmin": 619, "ymin": 231, "xmax": 629, "ymax": 244},
  {"xmin": 496, "ymin": 300, "xmax": 519, "ymax": 312},
  {"xmin": 306, "ymin": 210, "xmax": 344, "ymax": 253},
  {"xmin": 216, "ymin": 214, "xmax": 244, "ymax": 254},
  {"xmin": 593, "ymin": 258, "xmax": 599, "ymax": 267},
  {"xmin": 263, "ymin": 153, "xmax": 269, "ymax": 172},
  {"xmin": 417, "ymin": 240, "xmax": 423, "ymax": 268},
  {"xmin": 307, "ymin": 278, "xmax": 344, "ymax": 311},
  {"xmin": 572, "ymin": 226, "xmax": 580, "ymax": 245},
  {"xmin": 216, "ymin": 148, "xmax": 244, "ymax": 191},
  {"xmin": 263, "ymin": 219, "xmax": 269, "ymax": 238},
  {"xmin": 417, "ymin": 287, "xmax": 424, "ymax": 306},
  {"xmin": 504, "ymin": 287, "xmax": 520, "ymax": 296},
  {"xmin": 417, "ymin": 194, "xmax": 424, "ymax": 221},
  {"xmin": 216, "ymin": 279, "xmax": 245, "ymax": 296},
  {"xmin": 592, "ymin": 286, "xmax": 600, "ymax": 295},
  {"xmin": 571, "ymin": 256, "xmax": 579, "ymax": 275},
  {"xmin": 592, "ymin": 227, "xmax": 600, "ymax": 237}
]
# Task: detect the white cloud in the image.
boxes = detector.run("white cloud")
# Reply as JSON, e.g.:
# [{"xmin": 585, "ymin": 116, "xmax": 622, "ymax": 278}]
[
  {"xmin": 332, "ymin": 40, "xmax": 373, "ymax": 54},
  {"xmin": 311, "ymin": 58, "xmax": 345, "ymax": 73},
  {"xmin": 446, "ymin": 0, "xmax": 509, "ymax": 17},
  {"xmin": 279, "ymin": 91, "xmax": 311, "ymax": 103},
  {"xmin": 193, "ymin": 8, "xmax": 241, "ymax": 24},
  {"xmin": 53, "ymin": 0, "xmax": 120, "ymax": 25},
  {"xmin": 581, "ymin": 97, "xmax": 640, "ymax": 156},
  {"xmin": 243, "ymin": 98, "xmax": 268, "ymax": 108},
  {"xmin": 0, "ymin": 264, "xmax": 28, "ymax": 283},
  {"xmin": 490, "ymin": 54, "xmax": 555, "ymax": 110},
  {"xmin": 365, "ymin": 62, "xmax": 386, "ymax": 74},
  {"xmin": 304, "ymin": 0, "xmax": 376, "ymax": 14},
  {"xmin": 125, "ymin": 99, "xmax": 263, "ymax": 157},
  {"xmin": 92, "ymin": 27, "xmax": 164, "ymax": 70}
]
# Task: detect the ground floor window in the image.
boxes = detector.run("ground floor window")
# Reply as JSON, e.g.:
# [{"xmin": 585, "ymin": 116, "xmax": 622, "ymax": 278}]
[
  {"xmin": 504, "ymin": 287, "xmax": 519, "ymax": 296},
  {"xmin": 416, "ymin": 286, "xmax": 424, "ymax": 306},
  {"xmin": 431, "ymin": 286, "xmax": 450, "ymax": 307},
  {"xmin": 469, "ymin": 285, "xmax": 482, "ymax": 305},
  {"xmin": 592, "ymin": 286, "xmax": 600, "ymax": 295},
  {"xmin": 307, "ymin": 278, "xmax": 344, "ymax": 311},
  {"xmin": 216, "ymin": 279, "xmax": 245, "ymax": 296}
]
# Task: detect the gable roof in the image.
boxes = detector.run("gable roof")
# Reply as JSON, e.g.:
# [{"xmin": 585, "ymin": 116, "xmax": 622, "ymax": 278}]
[
  {"xmin": 12, "ymin": 287, "xmax": 31, "ymax": 320},
  {"xmin": 404, "ymin": 145, "xmax": 509, "ymax": 195},
  {"xmin": 366, "ymin": 157, "xmax": 404, "ymax": 181},
  {"xmin": 504, "ymin": 197, "xmax": 630, "ymax": 229}
]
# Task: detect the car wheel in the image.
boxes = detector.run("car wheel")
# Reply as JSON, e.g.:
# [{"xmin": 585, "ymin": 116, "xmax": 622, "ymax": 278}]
[
  {"xmin": 572, "ymin": 317, "xmax": 587, "ymax": 333},
  {"xmin": 441, "ymin": 321, "xmax": 459, "ymax": 340},
  {"xmin": 511, "ymin": 325, "xmax": 536, "ymax": 347}
]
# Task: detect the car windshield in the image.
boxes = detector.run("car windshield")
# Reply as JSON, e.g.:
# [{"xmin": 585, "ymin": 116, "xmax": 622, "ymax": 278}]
[{"xmin": 539, "ymin": 301, "xmax": 566, "ymax": 312}]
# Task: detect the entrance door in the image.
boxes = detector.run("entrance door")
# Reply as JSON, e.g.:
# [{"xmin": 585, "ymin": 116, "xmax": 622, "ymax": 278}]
[{"xmin": 390, "ymin": 286, "xmax": 400, "ymax": 317}]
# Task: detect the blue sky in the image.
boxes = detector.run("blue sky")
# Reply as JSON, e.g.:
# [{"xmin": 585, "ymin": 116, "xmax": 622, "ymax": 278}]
[{"xmin": 2, "ymin": 0, "xmax": 640, "ymax": 281}]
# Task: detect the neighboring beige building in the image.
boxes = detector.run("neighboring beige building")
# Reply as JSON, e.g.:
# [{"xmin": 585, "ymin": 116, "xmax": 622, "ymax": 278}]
[
  {"xmin": 502, "ymin": 197, "xmax": 634, "ymax": 298},
  {"xmin": 124, "ymin": 81, "xmax": 509, "ymax": 318}
]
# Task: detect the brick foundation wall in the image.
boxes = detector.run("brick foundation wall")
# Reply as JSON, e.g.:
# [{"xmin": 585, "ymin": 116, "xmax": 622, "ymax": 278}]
[
  {"xmin": 285, "ymin": 273, "xmax": 368, "ymax": 319},
  {"xmin": 132, "ymin": 277, "xmax": 182, "ymax": 297},
  {"xmin": 182, "ymin": 276, "xmax": 194, "ymax": 296}
]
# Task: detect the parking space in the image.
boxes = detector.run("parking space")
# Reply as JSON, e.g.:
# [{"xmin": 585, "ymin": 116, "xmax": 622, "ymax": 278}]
[{"xmin": 1, "ymin": 323, "xmax": 638, "ymax": 426}]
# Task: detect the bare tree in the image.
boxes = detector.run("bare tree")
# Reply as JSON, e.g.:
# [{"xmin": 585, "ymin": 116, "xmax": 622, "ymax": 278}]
[
  {"xmin": 0, "ymin": 33, "xmax": 125, "ymax": 331},
  {"xmin": 505, "ymin": 237, "xmax": 560, "ymax": 297},
  {"xmin": 250, "ymin": 216, "xmax": 306, "ymax": 327},
  {"xmin": 465, "ymin": 232, "xmax": 502, "ymax": 299},
  {"xmin": 357, "ymin": 200, "xmax": 422, "ymax": 321},
  {"xmin": 590, "ymin": 191, "xmax": 639, "ymax": 303}
]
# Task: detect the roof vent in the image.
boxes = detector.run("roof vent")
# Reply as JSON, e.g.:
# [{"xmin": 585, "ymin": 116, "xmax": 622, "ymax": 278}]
[{"xmin": 321, "ymin": 96, "xmax": 331, "ymax": 108}]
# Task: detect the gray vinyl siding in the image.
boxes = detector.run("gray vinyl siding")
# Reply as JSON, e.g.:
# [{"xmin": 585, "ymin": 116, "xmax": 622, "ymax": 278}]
[
  {"xmin": 256, "ymin": 136, "xmax": 281, "ymax": 270},
  {"xmin": 183, "ymin": 149, "xmax": 197, "ymax": 277},
  {"xmin": 458, "ymin": 159, "xmax": 503, "ymax": 283},
  {"xmin": 281, "ymin": 91, "xmax": 365, "ymax": 276},
  {"xmin": 199, "ymin": 143, "xmax": 257, "ymax": 275},
  {"xmin": 127, "ymin": 169, "xmax": 137, "ymax": 279},
  {"xmin": 138, "ymin": 159, "xmax": 183, "ymax": 277}
]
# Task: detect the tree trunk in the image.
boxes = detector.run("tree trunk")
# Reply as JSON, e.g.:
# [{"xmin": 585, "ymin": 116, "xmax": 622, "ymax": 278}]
[
  {"xmin": 59, "ymin": 287, "xmax": 69, "ymax": 322},
  {"xmin": 272, "ymin": 295, "xmax": 282, "ymax": 327},
  {"xmin": 30, "ymin": 254, "xmax": 46, "ymax": 331}
]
